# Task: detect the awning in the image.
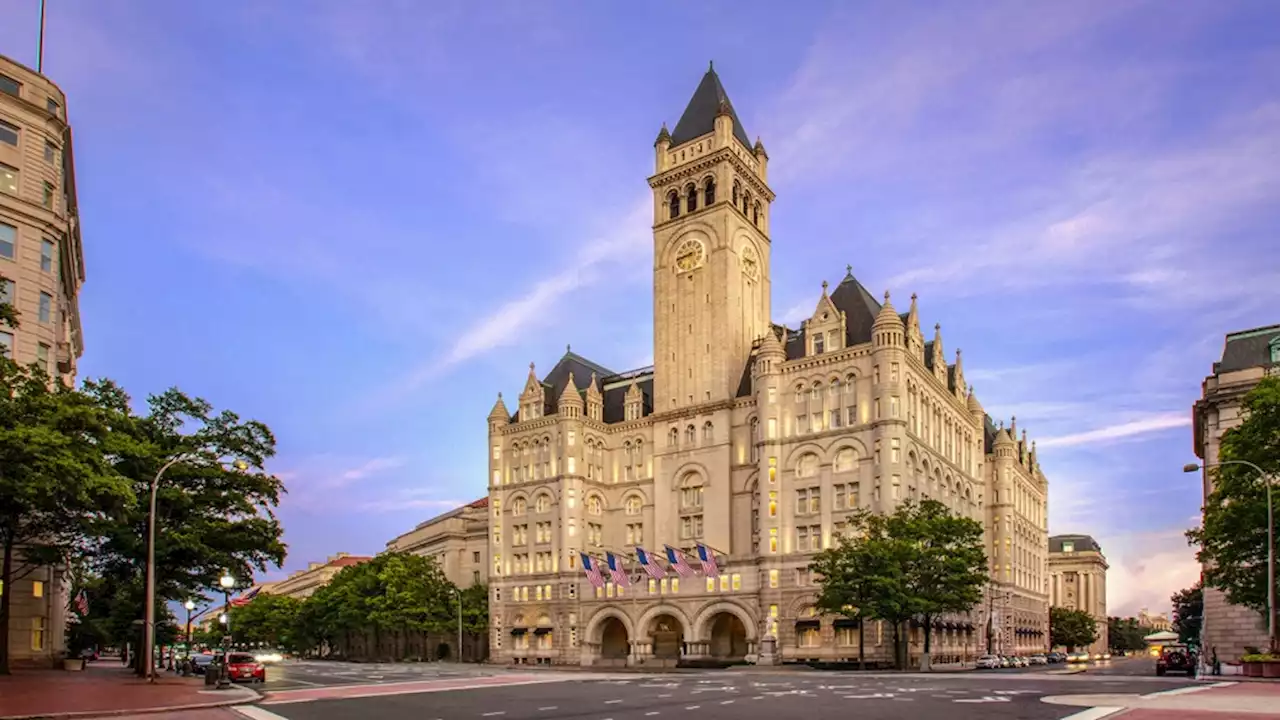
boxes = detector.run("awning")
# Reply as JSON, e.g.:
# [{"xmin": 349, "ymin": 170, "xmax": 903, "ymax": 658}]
[
  {"xmin": 510, "ymin": 628, "xmax": 528, "ymax": 635},
  {"xmin": 795, "ymin": 619, "xmax": 820, "ymax": 629},
  {"xmin": 533, "ymin": 627, "xmax": 552, "ymax": 635},
  {"xmin": 833, "ymin": 618, "xmax": 860, "ymax": 629}
]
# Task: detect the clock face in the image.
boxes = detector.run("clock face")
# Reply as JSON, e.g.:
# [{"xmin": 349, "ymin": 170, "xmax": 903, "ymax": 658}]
[
  {"xmin": 741, "ymin": 245, "xmax": 759, "ymax": 280},
  {"xmin": 674, "ymin": 239, "xmax": 705, "ymax": 273}
]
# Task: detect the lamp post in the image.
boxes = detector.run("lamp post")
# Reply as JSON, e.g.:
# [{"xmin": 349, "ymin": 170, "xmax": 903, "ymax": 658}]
[
  {"xmin": 1185, "ymin": 460, "xmax": 1276, "ymax": 653},
  {"xmin": 142, "ymin": 455, "xmax": 248, "ymax": 681},
  {"xmin": 184, "ymin": 600, "xmax": 196, "ymax": 645},
  {"xmin": 218, "ymin": 572, "xmax": 235, "ymax": 689},
  {"xmin": 452, "ymin": 588, "xmax": 464, "ymax": 663}
]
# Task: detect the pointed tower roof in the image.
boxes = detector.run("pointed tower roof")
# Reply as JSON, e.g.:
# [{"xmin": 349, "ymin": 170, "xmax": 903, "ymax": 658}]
[
  {"xmin": 873, "ymin": 291, "xmax": 903, "ymax": 328},
  {"xmin": 966, "ymin": 385, "xmax": 983, "ymax": 413},
  {"xmin": 488, "ymin": 392, "xmax": 510, "ymax": 420},
  {"xmin": 670, "ymin": 62, "xmax": 753, "ymax": 149},
  {"xmin": 906, "ymin": 293, "xmax": 921, "ymax": 332},
  {"xmin": 558, "ymin": 371, "xmax": 584, "ymax": 408}
]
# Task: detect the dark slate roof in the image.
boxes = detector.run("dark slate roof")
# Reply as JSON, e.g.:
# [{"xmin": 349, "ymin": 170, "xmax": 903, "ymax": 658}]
[
  {"xmin": 539, "ymin": 350, "xmax": 616, "ymax": 416},
  {"xmin": 670, "ymin": 64, "xmax": 753, "ymax": 150},
  {"xmin": 512, "ymin": 349, "xmax": 655, "ymax": 425},
  {"xmin": 601, "ymin": 372, "xmax": 654, "ymax": 424},
  {"xmin": 983, "ymin": 415, "xmax": 998, "ymax": 453},
  {"xmin": 781, "ymin": 268, "xmax": 886, "ymax": 361},
  {"xmin": 1049, "ymin": 535, "xmax": 1102, "ymax": 553},
  {"xmin": 1215, "ymin": 324, "xmax": 1280, "ymax": 374}
]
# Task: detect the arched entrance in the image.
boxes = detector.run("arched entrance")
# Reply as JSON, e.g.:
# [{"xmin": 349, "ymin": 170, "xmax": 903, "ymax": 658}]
[
  {"xmin": 650, "ymin": 613, "xmax": 684, "ymax": 662},
  {"xmin": 600, "ymin": 617, "xmax": 629, "ymax": 660},
  {"xmin": 708, "ymin": 612, "xmax": 748, "ymax": 660}
]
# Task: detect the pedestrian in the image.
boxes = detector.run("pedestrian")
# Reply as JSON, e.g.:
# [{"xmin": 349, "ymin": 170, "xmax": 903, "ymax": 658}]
[{"xmin": 1211, "ymin": 646, "xmax": 1221, "ymax": 676}]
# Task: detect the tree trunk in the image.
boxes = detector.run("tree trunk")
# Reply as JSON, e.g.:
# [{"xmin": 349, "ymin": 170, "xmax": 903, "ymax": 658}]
[
  {"xmin": 921, "ymin": 615, "xmax": 933, "ymax": 672},
  {"xmin": 892, "ymin": 621, "xmax": 903, "ymax": 670},
  {"xmin": 0, "ymin": 536, "xmax": 14, "ymax": 675},
  {"xmin": 857, "ymin": 620, "xmax": 865, "ymax": 671}
]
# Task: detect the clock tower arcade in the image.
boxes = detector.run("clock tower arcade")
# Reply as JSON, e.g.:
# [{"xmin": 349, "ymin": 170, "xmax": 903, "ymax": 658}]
[{"xmin": 650, "ymin": 64, "xmax": 774, "ymax": 413}]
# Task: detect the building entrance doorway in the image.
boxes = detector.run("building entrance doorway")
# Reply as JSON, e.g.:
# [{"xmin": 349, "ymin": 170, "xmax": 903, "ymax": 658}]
[
  {"xmin": 708, "ymin": 612, "xmax": 748, "ymax": 660},
  {"xmin": 600, "ymin": 617, "xmax": 629, "ymax": 660},
  {"xmin": 650, "ymin": 614, "xmax": 684, "ymax": 661}
]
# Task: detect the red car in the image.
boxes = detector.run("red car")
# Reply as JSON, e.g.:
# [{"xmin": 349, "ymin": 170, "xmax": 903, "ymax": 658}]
[{"xmin": 225, "ymin": 653, "xmax": 266, "ymax": 683}]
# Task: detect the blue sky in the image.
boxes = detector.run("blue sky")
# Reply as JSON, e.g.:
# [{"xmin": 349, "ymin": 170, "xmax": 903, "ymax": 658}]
[{"xmin": 3, "ymin": 0, "xmax": 1277, "ymax": 616}]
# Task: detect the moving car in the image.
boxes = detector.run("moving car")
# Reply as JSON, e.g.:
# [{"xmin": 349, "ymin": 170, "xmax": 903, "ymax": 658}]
[
  {"xmin": 253, "ymin": 649, "xmax": 284, "ymax": 664},
  {"xmin": 225, "ymin": 653, "xmax": 266, "ymax": 683},
  {"xmin": 976, "ymin": 655, "xmax": 1002, "ymax": 669},
  {"xmin": 1030, "ymin": 654, "xmax": 1048, "ymax": 665},
  {"xmin": 1067, "ymin": 651, "xmax": 1090, "ymax": 663},
  {"xmin": 1156, "ymin": 644, "xmax": 1195, "ymax": 677}
]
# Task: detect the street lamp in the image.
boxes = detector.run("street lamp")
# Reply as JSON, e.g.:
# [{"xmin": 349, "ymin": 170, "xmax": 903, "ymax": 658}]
[
  {"xmin": 184, "ymin": 600, "xmax": 196, "ymax": 646},
  {"xmin": 142, "ymin": 454, "xmax": 248, "ymax": 681},
  {"xmin": 452, "ymin": 588, "xmax": 463, "ymax": 663},
  {"xmin": 1185, "ymin": 460, "xmax": 1276, "ymax": 653},
  {"xmin": 218, "ymin": 571, "xmax": 235, "ymax": 689}
]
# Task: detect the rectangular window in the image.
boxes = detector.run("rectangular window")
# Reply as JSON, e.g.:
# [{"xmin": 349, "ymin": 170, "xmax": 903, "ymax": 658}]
[
  {"xmin": 769, "ymin": 528, "xmax": 778, "ymax": 554},
  {"xmin": 767, "ymin": 418, "xmax": 777, "ymax": 439},
  {"xmin": 47, "ymin": 98, "xmax": 59, "ymax": 115},
  {"xmin": 769, "ymin": 569, "xmax": 778, "ymax": 588},
  {"xmin": 796, "ymin": 413, "xmax": 808, "ymax": 434},
  {"xmin": 813, "ymin": 333, "xmax": 824, "ymax": 354},
  {"xmin": 0, "ymin": 332, "xmax": 12, "ymax": 358},
  {"xmin": 0, "ymin": 163, "xmax": 16, "ymax": 195},
  {"xmin": 31, "ymin": 616, "xmax": 45, "ymax": 651},
  {"xmin": 32, "ymin": 580, "xmax": 43, "ymax": 598},
  {"xmin": 37, "ymin": 343, "xmax": 50, "ymax": 371},
  {"xmin": 0, "ymin": 74, "xmax": 20, "ymax": 98},
  {"xmin": 767, "ymin": 387, "xmax": 776, "ymax": 403},
  {"xmin": 0, "ymin": 119, "xmax": 17, "ymax": 146},
  {"xmin": 890, "ymin": 396, "xmax": 899, "ymax": 418},
  {"xmin": 731, "ymin": 573, "xmax": 741, "ymax": 591},
  {"xmin": 829, "ymin": 409, "xmax": 842, "ymax": 429},
  {"xmin": 568, "ymin": 431, "xmax": 576, "ymax": 446},
  {"xmin": 0, "ymin": 223, "xmax": 13, "ymax": 259},
  {"xmin": 38, "ymin": 292, "xmax": 52, "ymax": 323},
  {"xmin": 891, "ymin": 438, "xmax": 900, "ymax": 464},
  {"xmin": 768, "ymin": 457, "xmax": 777, "ymax": 483},
  {"xmin": 719, "ymin": 574, "xmax": 729, "ymax": 592},
  {"xmin": 567, "ymin": 457, "xmax": 576, "ymax": 474},
  {"xmin": 706, "ymin": 576, "xmax": 716, "ymax": 593},
  {"xmin": 890, "ymin": 362, "xmax": 900, "ymax": 382},
  {"xmin": 44, "ymin": 141, "xmax": 56, "ymax": 163},
  {"xmin": 798, "ymin": 626, "xmax": 821, "ymax": 648}
]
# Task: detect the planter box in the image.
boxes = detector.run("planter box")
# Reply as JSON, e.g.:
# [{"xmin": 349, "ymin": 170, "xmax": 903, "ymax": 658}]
[
  {"xmin": 62, "ymin": 658, "xmax": 85, "ymax": 672},
  {"xmin": 1244, "ymin": 661, "xmax": 1263, "ymax": 677},
  {"xmin": 1262, "ymin": 661, "xmax": 1280, "ymax": 678}
]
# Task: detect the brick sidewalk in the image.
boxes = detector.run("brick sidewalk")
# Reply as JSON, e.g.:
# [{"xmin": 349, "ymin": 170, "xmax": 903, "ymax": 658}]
[
  {"xmin": 1047, "ymin": 681, "xmax": 1280, "ymax": 717},
  {"xmin": 0, "ymin": 662, "xmax": 257, "ymax": 719}
]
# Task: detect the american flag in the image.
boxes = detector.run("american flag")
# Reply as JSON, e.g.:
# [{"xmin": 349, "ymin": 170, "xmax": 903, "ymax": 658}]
[
  {"xmin": 695, "ymin": 543, "xmax": 720, "ymax": 577},
  {"xmin": 604, "ymin": 552, "xmax": 630, "ymax": 587},
  {"xmin": 229, "ymin": 586, "xmax": 261, "ymax": 607},
  {"xmin": 664, "ymin": 545, "xmax": 697, "ymax": 578},
  {"xmin": 580, "ymin": 552, "xmax": 605, "ymax": 589},
  {"xmin": 73, "ymin": 590, "xmax": 88, "ymax": 616},
  {"xmin": 634, "ymin": 546, "xmax": 666, "ymax": 581}
]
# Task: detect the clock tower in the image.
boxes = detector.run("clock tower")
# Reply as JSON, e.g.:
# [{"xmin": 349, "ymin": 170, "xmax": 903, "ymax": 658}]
[{"xmin": 650, "ymin": 64, "xmax": 774, "ymax": 412}]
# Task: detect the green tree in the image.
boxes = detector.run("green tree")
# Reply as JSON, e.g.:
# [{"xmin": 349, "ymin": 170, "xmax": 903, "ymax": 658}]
[
  {"xmin": 1107, "ymin": 616, "xmax": 1147, "ymax": 654},
  {"xmin": 1188, "ymin": 376, "xmax": 1280, "ymax": 640},
  {"xmin": 82, "ymin": 385, "xmax": 287, "ymax": 625},
  {"xmin": 1050, "ymin": 606, "xmax": 1099, "ymax": 651},
  {"xmin": 229, "ymin": 594, "xmax": 302, "ymax": 651},
  {"xmin": 810, "ymin": 500, "xmax": 988, "ymax": 670},
  {"xmin": 1171, "ymin": 582, "xmax": 1204, "ymax": 646},
  {"xmin": 0, "ymin": 362, "xmax": 134, "ymax": 674}
]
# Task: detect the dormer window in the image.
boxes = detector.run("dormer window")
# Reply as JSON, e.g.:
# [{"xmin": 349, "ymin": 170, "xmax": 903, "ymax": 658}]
[
  {"xmin": 1271, "ymin": 337, "xmax": 1280, "ymax": 364},
  {"xmin": 1062, "ymin": 541, "xmax": 1074, "ymax": 553},
  {"xmin": 813, "ymin": 333, "xmax": 825, "ymax": 354}
]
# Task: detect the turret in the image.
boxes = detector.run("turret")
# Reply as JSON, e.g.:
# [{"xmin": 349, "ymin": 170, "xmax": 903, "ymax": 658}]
[
  {"xmin": 931, "ymin": 323, "xmax": 947, "ymax": 384},
  {"xmin": 488, "ymin": 392, "xmax": 510, "ymax": 432},
  {"xmin": 873, "ymin": 291, "xmax": 905, "ymax": 348},
  {"xmin": 905, "ymin": 293, "xmax": 924, "ymax": 360},
  {"xmin": 953, "ymin": 349, "xmax": 966, "ymax": 399},
  {"xmin": 654, "ymin": 123, "xmax": 671, "ymax": 173},
  {"xmin": 518, "ymin": 362, "xmax": 545, "ymax": 421},
  {"xmin": 754, "ymin": 136, "xmax": 769, "ymax": 182},
  {"xmin": 585, "ymin": 373, "xmax": 603, "ymax": 421},
  {"xmin": 558, "ymin": 372, "xmax": 584, "ymax": 418}
]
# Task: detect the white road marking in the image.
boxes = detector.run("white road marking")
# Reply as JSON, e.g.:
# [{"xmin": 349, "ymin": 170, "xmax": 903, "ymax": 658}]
[
  {"xmin": 233, "ymin": 707, "xmax": 291, "ymax": 720},
  {"xmin": 1141, "ymin": 682, "xmax": 1235, "ymax": 698},
  {"xmin": 646, "ymin": 713, "xmax": 660, "ymax": 717},
  {"xmin": 605, "ymin": 700, "xmax": 622, "ymax": 704},
  {"xmin": 1057, "ymin": 709, "xmax": 1125, "ymax": 720},
  {"xmin": 752, "ymin": 695, "xmax": 764, "ymax": 700},
  {"xmin": 685, "ymin": 705, "xmax": 700, "ymax": 710},
  {"xmin": 719, "ymin": 700, "xmax": 734, "ymax": 705},
  {"xmin": 538, "ymin": 707, "xmax": 558, "ymax": 711},
  {"xmin": 954, "ymin": 696, "xmax": 1011, "ymax": 704},
  {"xmin": 842, "ymin": 693, "xmax": 894, "ymax": 699},
  {"xmin": 658, "ymin": 694, "xmax": 672, "ymax": 698},
  {"xmin": 482, "ymin": 713, "xmax": 506, "ymax": 717},
  {"xmin": 994, "ymin": 690, "xmax": 1033, "ymax": 695}
]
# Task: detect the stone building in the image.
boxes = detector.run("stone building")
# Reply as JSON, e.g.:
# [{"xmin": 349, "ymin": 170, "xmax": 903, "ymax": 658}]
[
  {"xmin": 1048, "ymin": 534, "xmax": 1109, "ymax": 656},
  {"xmin": 1, "ymin": 53, "xmax": 87, "ymax": 668},
  {"xmin": 385, "ymin": 498, "xmax": 491, "ymax": 589},
  {"xmin": 1193, "ymin": 322, "xmax": 1280, "ymax": 659},
  {"xmin": 263, "ymin": 554, "xmax": 372, "ymax": 600},
  {"xmin": 1137, "ymin": 608, "xmax": 1172, "ymax": 633},
  {"xmin": 484, "ymin": 65, "xmax": 1051, "ymax": 667}
]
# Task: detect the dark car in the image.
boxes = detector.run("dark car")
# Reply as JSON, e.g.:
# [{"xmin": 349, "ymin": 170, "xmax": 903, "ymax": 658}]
[
  {"xmin": 225, "ymin": 653, "xmax": 266, "ymax": 683},
  {"xmin": 1157, "ymin": 644, "xmax": 1195, "ymax": 676}
]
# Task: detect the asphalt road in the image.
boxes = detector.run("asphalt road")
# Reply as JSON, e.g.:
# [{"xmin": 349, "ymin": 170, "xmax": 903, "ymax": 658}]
[
  {"xmin": 263, "ymin": 660, "xmax": 508, "ymax": 691},
  {"xmin": 255, "ymin": 670, "xmax": 1200, "ymax": 720},
  {"xmin": 978, "ymin": 655, "xmax": 1165, "ymax": 678}
]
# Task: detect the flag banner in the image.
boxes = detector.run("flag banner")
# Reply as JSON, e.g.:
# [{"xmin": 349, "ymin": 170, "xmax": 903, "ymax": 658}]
[
  {"xmin": 605, "ymin": 552, "xmax": 631, "ymax": 587},
  {"xmin": 695, "ymin": 543, "xmax": 720, "ymax": 577},
  {"xmin": 74, "ymin": 590, "xmax": 89, "ymax": 616},
  {"xmin": 230, "ymin": 586, "xmax": 262, "ymax": 607},
  {"xmin": 664, "ymin": 545, "xmax": 697, "ymax": 578},
  {"xmin": 580, "ymin": 552, "xmax": 605, "ymax": 589},
  {"xmin": 635, "ymin": 546, "xmax": 666, "ymax": 580}
]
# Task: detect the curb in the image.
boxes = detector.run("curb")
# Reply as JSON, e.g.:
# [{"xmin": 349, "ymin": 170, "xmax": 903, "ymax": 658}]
[{"xmin": 0, "ymin": 687, "xmax": 262, "ymax": 720}]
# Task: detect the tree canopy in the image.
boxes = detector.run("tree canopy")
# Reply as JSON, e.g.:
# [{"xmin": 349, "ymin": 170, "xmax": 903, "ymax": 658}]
[
  {"xmin": 1050, "ymin": 606, "xmax": 1099, "ymax": 650},
  {"xmin": 1107, "ymin": 616, "xmax": 1148, "ymax": 654},
  {"xmin": 0, "ymin": 360, "xmax": 134, "ymax": 673},
  {"xmin": 810, "ymin": 499, "xmax": 988, "ymax": 669},
  {"xmin": 1188, "ymin": 376, "xmax": 1280, "ymax": 618},
  {"xmin": 1171, "ymin": 582, "xmax": 1204, "ymax": 646}
]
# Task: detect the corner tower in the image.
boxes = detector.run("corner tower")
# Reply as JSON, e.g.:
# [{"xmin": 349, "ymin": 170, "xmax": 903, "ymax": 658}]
[{"xmin": 650, "ymin": 64, "xmax": 774, "ymax": 412}]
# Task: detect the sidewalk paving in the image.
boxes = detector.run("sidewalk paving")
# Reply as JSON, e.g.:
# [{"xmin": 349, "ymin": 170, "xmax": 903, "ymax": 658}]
[
  {"xmin": 0, "ymin": 663, "xmax": 258, "ymax": 720},
  {"xmin": 1044, "ymin": 680, "xmax": 1280, "ymax": 717}
]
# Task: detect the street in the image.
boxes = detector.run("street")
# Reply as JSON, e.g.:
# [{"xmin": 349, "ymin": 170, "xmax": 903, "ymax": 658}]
[
  {"xmin": 240, "ymin": 663, "xmax": 1202, "ymax": 720},
  {"xmin": 980, "ymin": 655, "xmax": 1165, "ymax": 678},
  {"xmin": 262, "ymin": 660, "xmax": 509, "ymax": 691}
]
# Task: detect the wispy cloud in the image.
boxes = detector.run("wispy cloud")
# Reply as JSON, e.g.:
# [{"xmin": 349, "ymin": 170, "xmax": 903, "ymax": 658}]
[
  {"xmin": 359, "ymin": 497, "xmax": 465, "ymax": 514},
  {"xmin": 1038, "ymin": 413, "xmax": 1191, "ymax": 448},
  {"xmin": 1101, "ymin": 528, "xmax": 1201, "ymax": 617},
  {"xmin": 338, "ymin": 456, "xmax": 407, "ymax": 484}
]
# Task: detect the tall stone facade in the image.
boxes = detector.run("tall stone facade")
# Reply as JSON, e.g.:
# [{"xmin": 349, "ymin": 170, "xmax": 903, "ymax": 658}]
[
  {"xmin": 1048, "ymin": 534, "xmax": 1109, "ymax": 656},
  {"xmin": 385, "ymin": 498, "xmax": 491, "ymax": 589},
  {"xmin": 485, "ymin": 66, "xmax": 1051, "ymax": 667},
  {"xmin": 1193, "ymin": 323, "xmax": 1280, "ymax": 659},
  {"xmin": 1, "ymin": 53, "xmax": 87, "ymax": 668}
]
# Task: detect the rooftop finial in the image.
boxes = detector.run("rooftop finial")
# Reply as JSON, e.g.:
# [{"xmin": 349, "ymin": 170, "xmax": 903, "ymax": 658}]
[
  {"xmin": 846, "ymin": 264, "xmax": 853, "ymax": 275},
  {"xmin": 566, "ymin": 343, "xmax": 571, "ymax": 354},
  {"xmin": 822, "ymin": 280, "xmax": 829, "ymax": 295},
  {"xmin": 884, "ymin": 290, "xmax": 891, "ymax": 302},
  {"xmin": 529, "ymin": 362, "xmax": 535, "ymax": 371},
  {"xmin": 709, "ymin": 60, "xmax": 714, "ymax": 71}
]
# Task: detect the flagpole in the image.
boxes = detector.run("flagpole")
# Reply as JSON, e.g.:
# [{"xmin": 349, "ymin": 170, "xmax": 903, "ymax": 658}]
[{"xmin": 37, "ymin": 0, "xmax": 47, "ymax": 73}]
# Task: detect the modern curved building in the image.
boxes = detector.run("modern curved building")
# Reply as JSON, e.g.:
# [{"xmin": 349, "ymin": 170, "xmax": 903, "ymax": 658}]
[
  {"xmin": 483, "ymin": 65, "xmax": 1052, "ymax": 667},
  {"xmin": 1, "ymin": 52, "xmax": 87, "ymax": 667}
]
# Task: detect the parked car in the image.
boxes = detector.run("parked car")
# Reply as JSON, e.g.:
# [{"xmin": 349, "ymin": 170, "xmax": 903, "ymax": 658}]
[
  {"xmin": 225, "ymin": 653, "xmax": 266, "ymax": 683},
  {"xmin": 1030, "ymin": 654, "xmax": 1048, "ymax": 665},
  {"xmin": 190, "ymin": 654, "xmax": 215, "ymax": 675},
  {"xmin": 1156, "ymin": 644, "xmax": 1195, "ymax": 677},
  {"xmin": 976, "ymin": 654, "xmax": 1002, "ymax": 669}
]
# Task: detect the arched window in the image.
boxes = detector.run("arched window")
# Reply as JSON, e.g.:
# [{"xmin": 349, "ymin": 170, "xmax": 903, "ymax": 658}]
[
  {"xmin": 535, "ymin": 493, "xmax": 551, "ymax": 513},
  {"xmin": 810, "ymin": 384, "xmax": 822, "ymax": 403},
  {"xmin": 753, "ymin": 201, "xmax": 761, "ymax": 226},
  {"xmin": 512, "ymin": 497, "xmax": 527, "ymax": 515},
  {"xmin": 795, "ymin": 384, "xmax": 806, "ymax": 404},
  {"xmin": 732, "ymin": 180, "xmax": 740, "ymax": 205},
  {"xmin": 668, "ymin": 427, "xmax": 678, "ymax": 447},
  {"xmin": 703, "ymin": 177, "xmax": 716, "ymax": 206},
  {"xmin": 686, "ymin": 183, "xmax": 698, "ymax": 213},
  {"xmin": 685, "ymin": 424, "xmax": 696, "ymax": 444},
  {"xmin": 586, "ymin": 494, "xmax": 603, "ymax": 516},
  {"xmin": 798, "ymin": 453, "xmax": 819, "ymax": 478},
  {"xmin": 668, "ymin": 191, "xmax": 680, "ymax": 219},
  {"xmin": 703, "ymin": 421, "xmax": 713, "ymax": 443},
  {"xmin": 743, "ymin": 191, "xmax": 751, "ymax": 214},
  {"xmin": 834, "ymin": 448, "xmax": 856, "ymax": 473},
  {"xmin": 749, "ymin": 418, "xmax": 760, "ymax": 462},
  {"xmin": 625, "ymin": 496, "xmax": 642, "ymax": 516}
]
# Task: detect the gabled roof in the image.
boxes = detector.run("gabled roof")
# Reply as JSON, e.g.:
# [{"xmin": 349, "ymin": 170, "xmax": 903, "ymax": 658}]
[
  {"xmin": 670, "ymin": 64, "xmax": 753, "ymax": 150},
  {"xmin": 782, "ymin": 268, "xmax": 886, "ymax": 360}
]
